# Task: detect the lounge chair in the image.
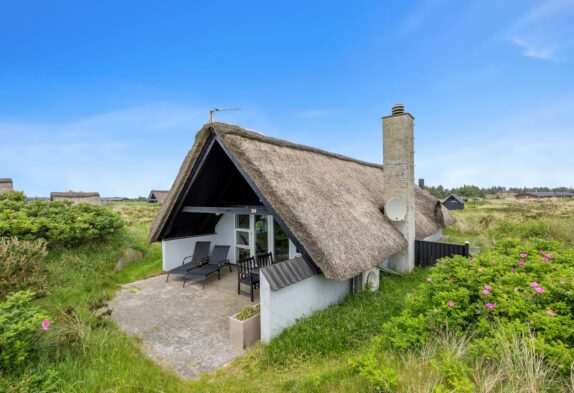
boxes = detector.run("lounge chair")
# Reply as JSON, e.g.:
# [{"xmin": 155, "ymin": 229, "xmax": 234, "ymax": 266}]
[
  {"xmin": 237, "ymin": 256, "xmax": 259, "ymax": 302},
  {"xmin": 165, "ymin": 241, "xmax": 211, "ymax": 283},
  {"xmin": 183, "ymin": 245, "xmax": 231, "ymax": 288}
]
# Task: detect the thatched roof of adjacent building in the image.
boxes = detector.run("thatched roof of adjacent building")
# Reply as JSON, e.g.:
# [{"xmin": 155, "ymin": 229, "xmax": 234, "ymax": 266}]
[
  {"xmin": 149, "ymin": 122, "xmax": 454, "ymax": 281},
  {"xmin": 148, "ymin": 190, "xmax": 170, "ymax": 204},
  {"xmin": 50, "ymin": 192, "xmax": 101, "ymax": 204}
]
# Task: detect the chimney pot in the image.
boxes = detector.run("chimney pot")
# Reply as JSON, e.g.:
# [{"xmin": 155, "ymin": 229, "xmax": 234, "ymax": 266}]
[{"xmin": 391, "ymin": 104, "xmax": 404, "ymax": 116}]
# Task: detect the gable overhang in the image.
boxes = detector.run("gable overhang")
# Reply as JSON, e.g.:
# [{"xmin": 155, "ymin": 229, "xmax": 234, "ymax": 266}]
[{"xmin": 157, "ymin": 127, "xmax": 317, "ymax": 268}]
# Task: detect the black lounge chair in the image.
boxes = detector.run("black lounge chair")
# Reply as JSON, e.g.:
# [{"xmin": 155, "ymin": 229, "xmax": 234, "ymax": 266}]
[
  {"xmin": 237, "ymin": 256, "xmax": 259, "ymax": 302},
  {"xmin": 183, "ymin": 245, "xmax": 232, "ymax": 288},
  {"xmin": 165, "ymin": 241, "xmax": 211, "ymax": 283}
]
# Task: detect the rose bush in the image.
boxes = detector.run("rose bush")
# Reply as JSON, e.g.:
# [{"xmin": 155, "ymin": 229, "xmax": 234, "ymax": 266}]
[{"xmin": 380, "ymin": 239, "xmax": 574, "ymax": 370}]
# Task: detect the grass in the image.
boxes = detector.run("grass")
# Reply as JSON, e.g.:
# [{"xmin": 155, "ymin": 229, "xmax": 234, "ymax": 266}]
[
  {"xmin": 4, "ymin": 198, "xmax": 574, "ymax": 392},
  {"xmin": 443, "ymin": 197, "xmax": 574, "ymax": 249}
]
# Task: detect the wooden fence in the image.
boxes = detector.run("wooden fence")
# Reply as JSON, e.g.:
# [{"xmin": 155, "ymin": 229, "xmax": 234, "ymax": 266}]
[{"xmin": 415, "ymin": 240, "xmax": 470, "ymax": 267}]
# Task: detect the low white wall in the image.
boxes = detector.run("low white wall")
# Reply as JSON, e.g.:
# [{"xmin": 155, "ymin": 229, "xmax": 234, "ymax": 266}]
[
  {"xmin": 162, "ymin": 213, "xmax": 237, "ymax": 271},
  {"xmin": 423, "ymin": 228, "xmax": 443, "ymax": 242},
  {"xmin": 162, "ymin": 234, "xmax": 217, "ymax": 271},
  {"xmin": 260, "ymin": 273, "xmax": 350, "ymax": 343}
]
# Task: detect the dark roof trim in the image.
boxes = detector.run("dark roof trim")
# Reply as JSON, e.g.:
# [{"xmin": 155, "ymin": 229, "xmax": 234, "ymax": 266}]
[
  {"xmin": 160, "ymin": 133, "xmax": 216, "ymax": 239},
  {"xmin": 0, "ymin": 178, "xmax": 12, "ymax": 183},
  {"xmin": 261, "ymin": 257, "xmax": 321, "ymax": 291}
]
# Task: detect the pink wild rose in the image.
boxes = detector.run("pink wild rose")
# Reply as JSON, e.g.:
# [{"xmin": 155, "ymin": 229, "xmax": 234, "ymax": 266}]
[
  {"xmin": 514, "ymin": 287, "xmax": 519, "ymax": 291},
  {"xmin": 447, "ymin": 301, "xmax": 455, "ymax": 308},
  {"xmin": 546, "ymin": 311, "xmax": 557, "ymax": 317},
  {"xmin": 482, "ymin": 289, "xmax": 490, "ymax": 295},
  {"xmin": 535, "ymin": 287, "xmax": 545, "ymax": 294},
  {"xmin": 542, "ymin": 257, "xmax": 549, "ymax": 263},
  {"xmin": 520, "ymin": 253, "xmax": 528, "ymax": 258},
  {"xmin": 530, "ymin": 282, "xmax": 540, "ymax": 288},
  {"xmin": 539, "ymin": 250, "xmax": 545, "ymax": 255},
  {"xmin": 546, "ymin": 253, "xmax": 554, "ymax": 259},
  {"xmin": 486, "ymin": 303, "xmax": 496, "ymax": 309},
  {"xmin": 426, "ymin": 277, "xmax": 432, "ymax": 283},
  {"xmin": 484, "ymin": 285, "xmax": 492, "ymax": 291},
  {"xmin": 518, "ymin": 261, "xmax": 525, "ymax": 266},
  {"xmin": 42, "ymin": 319, "xmax": 50, "ymax": 331}
]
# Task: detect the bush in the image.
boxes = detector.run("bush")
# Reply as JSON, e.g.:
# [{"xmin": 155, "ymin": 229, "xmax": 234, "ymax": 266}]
[
  {"xmin": 0, "ymin": 291, "xmax": 49, "ymax": 371},
  {"xmin": 0, "ymin": 198, "xmax": 123, "ymax": 246},
  {"xmin": 0, "ymin": 191, "xmax": 26, "ymax": 202},
  {"xmin": 0, "ymin": 238, "xmax": 48, "ymax": 299},
  {"xmin": 380, "ymin": 240, "xmax": 574, "ymax": 370}
]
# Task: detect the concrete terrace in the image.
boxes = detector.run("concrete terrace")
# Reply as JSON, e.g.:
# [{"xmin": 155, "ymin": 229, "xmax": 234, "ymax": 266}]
[{"xmin": 110, "ymin": 268, "xmax": 258, "ymax": 378}]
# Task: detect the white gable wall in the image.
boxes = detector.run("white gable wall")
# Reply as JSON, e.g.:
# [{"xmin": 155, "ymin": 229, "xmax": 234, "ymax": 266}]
[
  {"xmin": 162, "ymin": 213, "xmax": 236, "ymax": 271},
  {"xmin": 260, "ymin": 273, "xmax": 350, "ymax": 343}
]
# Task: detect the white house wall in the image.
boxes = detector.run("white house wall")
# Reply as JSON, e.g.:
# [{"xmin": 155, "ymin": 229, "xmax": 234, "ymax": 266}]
[
  {"xmin": 162, "ymin": 213, "xmax": 236, "ymax": 271},
  {"xmin": 260, "ymin": 273, "xmax": 350, "ymax": 343},
  {"xmin": 423, "ymin": 228, "xmax": 443, "ymax": 242}
]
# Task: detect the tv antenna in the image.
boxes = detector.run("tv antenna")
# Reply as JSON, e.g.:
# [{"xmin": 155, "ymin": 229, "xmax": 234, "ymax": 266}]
[{"xmin": 208, "ymin": 107, "xmax": 241, "ymax": 123}]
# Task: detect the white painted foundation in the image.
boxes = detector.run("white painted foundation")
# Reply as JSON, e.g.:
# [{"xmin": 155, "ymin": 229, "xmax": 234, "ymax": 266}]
[{"xmin": 260, "ymin": 273, "xmax": 350, "ymax": 343}]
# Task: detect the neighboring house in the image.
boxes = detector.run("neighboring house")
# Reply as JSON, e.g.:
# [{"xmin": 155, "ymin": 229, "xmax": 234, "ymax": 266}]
[
  {"xmin": 50, "ymin": 192, "xmax": 101, "ymax": 205},
  {"xmin": 102, "ymin": 197, "xmax": 130, "ymax": 202},
  {"xmin": 515, "ymin": 191, "xmax": 574, "ymax": 200},
  {"xmin": 0, "ymin": 178, "xmax": 13, "ymax": 194},
  {"xmin": 148, "ymin": 190, "xmax": 170, "ymax": 204},
  {"xmin": 443, "ymin": 194, "xmax": 465, "ymax": 210},
  {"xmin": 149, "ymin": 105, "xmax": 454, "ymax": 342}
]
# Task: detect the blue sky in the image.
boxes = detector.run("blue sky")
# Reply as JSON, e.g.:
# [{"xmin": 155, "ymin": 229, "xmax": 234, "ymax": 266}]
[{"xmin": 1, "ymin": 0, "xmax": 573, "ymax": 197}]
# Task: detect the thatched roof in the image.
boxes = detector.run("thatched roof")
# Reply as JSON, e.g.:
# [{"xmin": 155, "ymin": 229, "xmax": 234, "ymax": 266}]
[
  {"xmin": 0, "ymin": 178, "xmax": 12, "ymax": 183},
  {"xmin": 149, "ymin": 122, "xmax": 453, "ymax": 281},
  {"xmin": 50, "ymin": 192, "xmax": 100, "ymax": 199},
  {"xmin": 148, "ymin": 190, "xmax": 170, "ymax": 203}
]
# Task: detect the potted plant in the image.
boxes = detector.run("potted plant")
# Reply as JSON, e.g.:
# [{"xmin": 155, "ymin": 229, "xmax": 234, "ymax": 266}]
[{"xmin": 229, "ymin": 304, "xmax": 260, "ymax": 349}]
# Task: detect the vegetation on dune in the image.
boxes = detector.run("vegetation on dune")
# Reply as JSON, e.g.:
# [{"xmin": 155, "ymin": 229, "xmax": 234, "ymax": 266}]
[
  {"xmin": 0, "ymin": 191, "xmax": 123, "ymax": 245},
  {"xmin": 1, "ymin": 196, "xmax": 574, "ymax": 392}
]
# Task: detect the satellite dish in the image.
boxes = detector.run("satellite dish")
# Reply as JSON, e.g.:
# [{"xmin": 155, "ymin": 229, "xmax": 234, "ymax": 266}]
[{"xmin": 385, "ymin": 197, "xmax": 407, "ymax": 221}]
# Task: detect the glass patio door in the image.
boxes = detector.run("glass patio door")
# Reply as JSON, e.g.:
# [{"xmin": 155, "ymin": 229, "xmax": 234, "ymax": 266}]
[{"xmin": 254, "ymin": 215, "xmax": 269, "ymax": 255}]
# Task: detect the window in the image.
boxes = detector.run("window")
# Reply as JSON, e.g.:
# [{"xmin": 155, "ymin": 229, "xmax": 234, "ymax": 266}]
[
  {"xmin": 273, "ymin": 219, "xmax": 289, "ymax": 262},
  {"xmin": 235, "ymin": 214, "xmax": 250, "ymax": 229},
  {"xmin": 255, "ymin": 215, "xmax": 268, "ymax": 254},
  {"xmin": 235, "ymin": 214, "xmax": 251, "ymax": 262}
]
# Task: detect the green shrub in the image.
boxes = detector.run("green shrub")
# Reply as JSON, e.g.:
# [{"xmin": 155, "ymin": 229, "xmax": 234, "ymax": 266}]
[
  {"xmin": 0, "ymin": 368, "xmax": 60, "ymax": 393},
  {"xmin": 0, "ymin": 198, "xmax": 123, "ymax": 246},
  {"xmin": 381, "ymin": 240, "xmax": 574, "ymax": 370},
  {"xmin": 0, "ymin": 238, "xmax": 48, "ymax": 299},
  {"xmin": 235, "ymin": 304, "xmax": 260, "ymax": 321},
  {"xmin": 0, "ymin": 291, "xmax": 49, "ymax": 371},
  {"xmin": 349, "ymin": 350, "xmax": 399, "ymax": 392},
  {"xmin": 0, "ymin": 191, "xmax": 26, "ymax": 202}
]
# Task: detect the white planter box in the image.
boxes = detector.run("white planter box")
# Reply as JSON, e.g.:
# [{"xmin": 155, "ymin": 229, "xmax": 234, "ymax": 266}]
[{"xmin": 229, "ymin": 310, "xmax": 261, "ymax": 349}]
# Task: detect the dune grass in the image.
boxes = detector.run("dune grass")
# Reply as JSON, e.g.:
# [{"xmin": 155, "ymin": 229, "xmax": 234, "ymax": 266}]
[
  {"xmin": 443, "ymin": 198, "xmax": 574, "ymax": 249},
  {"xmin": 5, "ymin": 198, "xmax": 574, "ymax": 392}
]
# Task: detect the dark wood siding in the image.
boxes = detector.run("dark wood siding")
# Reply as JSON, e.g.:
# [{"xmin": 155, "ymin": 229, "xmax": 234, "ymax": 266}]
[{"xmin": 415, "ymin": 240, "xmax": 470, "ymax": 267}]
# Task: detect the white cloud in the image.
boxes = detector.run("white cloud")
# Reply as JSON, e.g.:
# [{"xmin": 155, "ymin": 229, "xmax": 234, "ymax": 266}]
[
  {"xmin": 507, "ymin": 0, "xmax": 574, "ymax": 60},
  {"xmin": 0, "ymin": 103, "xmax": 204, "ymax": 197}
]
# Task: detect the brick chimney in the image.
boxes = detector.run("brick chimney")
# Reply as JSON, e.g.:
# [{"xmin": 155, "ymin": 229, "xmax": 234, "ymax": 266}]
[{"xmin": 382, "ymin": 104, "xmax": 415, "ymax": 274}]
